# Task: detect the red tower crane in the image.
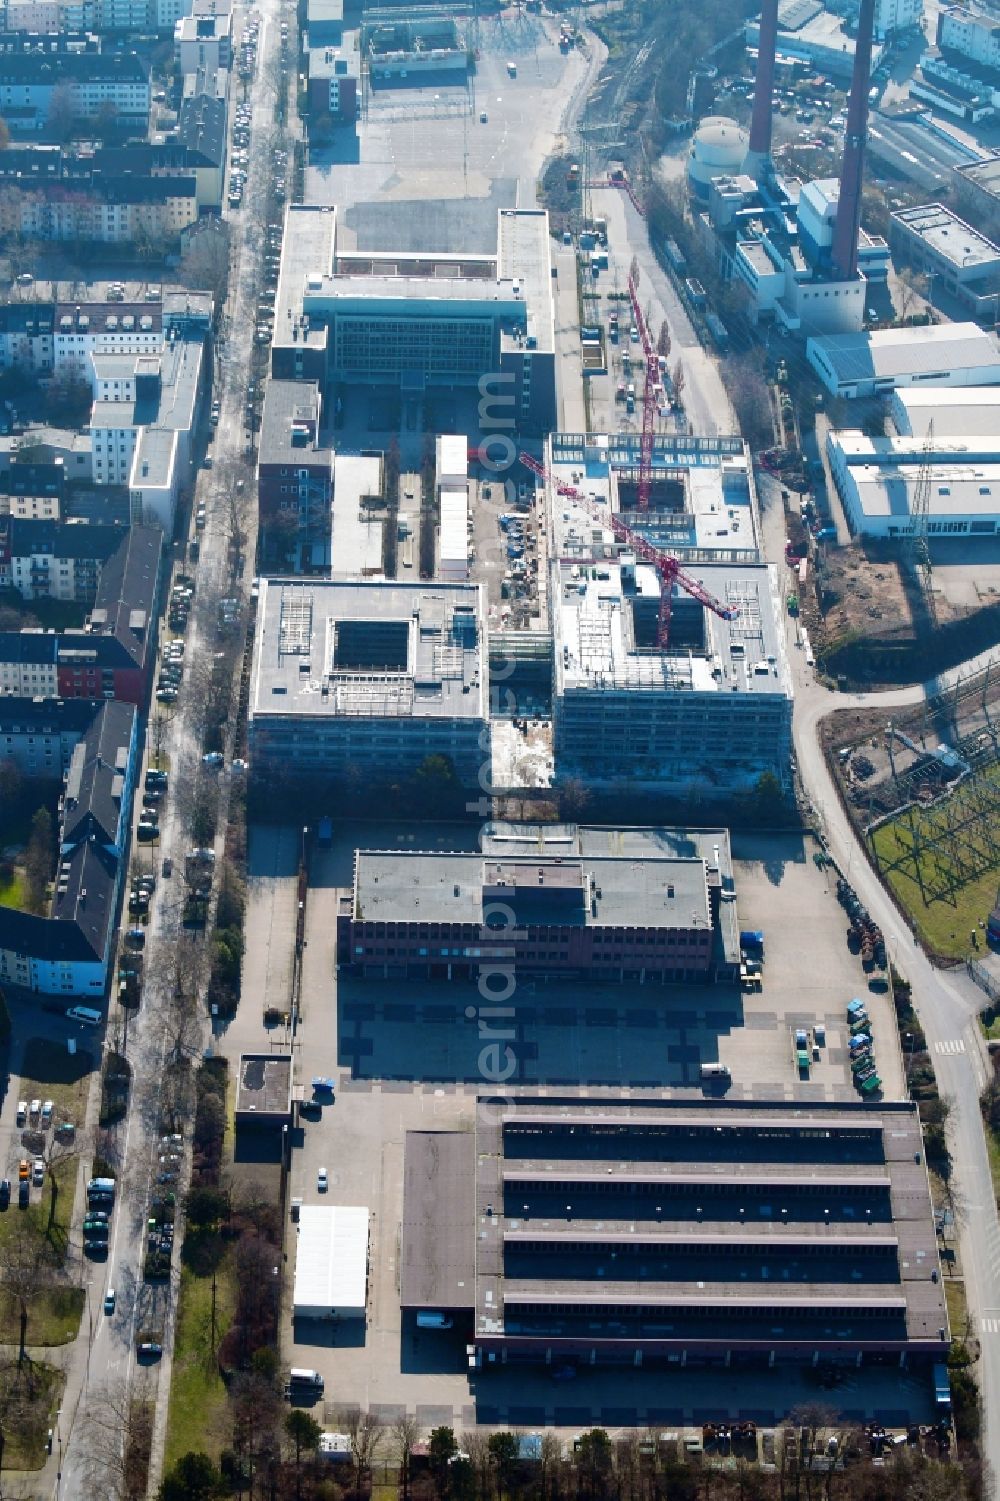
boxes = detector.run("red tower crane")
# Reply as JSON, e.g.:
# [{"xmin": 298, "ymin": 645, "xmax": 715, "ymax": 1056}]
[
  {"xmin": 626, "ymin": 258, "xmax": 659, "ymax": 512},
  {"xmin": 519, "ymin": 453, "xmax": 738, "ymax": 648}
]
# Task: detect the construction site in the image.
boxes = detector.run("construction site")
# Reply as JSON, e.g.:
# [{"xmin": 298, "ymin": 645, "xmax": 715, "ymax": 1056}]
[{"xmin": 824, "ymin": 656, "xmax": 1000, "ymax": 959}]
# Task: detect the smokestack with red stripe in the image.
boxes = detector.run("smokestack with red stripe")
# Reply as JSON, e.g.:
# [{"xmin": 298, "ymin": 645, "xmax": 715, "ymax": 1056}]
[
  {"xmin": 831, "ymin": 0, "xmax": 876, "ymax": 281},
  {"xmin": 747, "ymin": 0, "xmax": 779, "ymax": 178}
]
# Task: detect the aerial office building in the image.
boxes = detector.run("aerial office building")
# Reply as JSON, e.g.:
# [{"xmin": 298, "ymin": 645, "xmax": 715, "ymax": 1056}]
[
  {"xmin": 337, "ymin": 824, "xmax": 741, "ymax": 984},
  {"xmin": 248, "ymin": 577, "xmax": 489, "ymax": 790},
  {"xmin": 271, "ymin": 203, "xmax": 557, "ymax": 433},
  {"xmin": 545, "ymin": 473, "xmax": 792, "ymax": 792}
]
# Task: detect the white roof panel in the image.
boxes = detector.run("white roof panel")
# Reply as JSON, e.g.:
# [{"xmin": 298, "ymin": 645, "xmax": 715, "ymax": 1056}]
[{"xmin": 293, "ymin": 1205, "xmax": 369, "ymax": 1317}]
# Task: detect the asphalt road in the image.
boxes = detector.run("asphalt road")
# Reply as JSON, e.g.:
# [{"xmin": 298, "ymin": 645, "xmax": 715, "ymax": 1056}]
[
  {"xmin": 54, "ymin": 2, "xmax": 283, "ymax": 1494},
  {"xmin": 793, "ymin": 667, "xmax": 1000, "ymax": 1486}
]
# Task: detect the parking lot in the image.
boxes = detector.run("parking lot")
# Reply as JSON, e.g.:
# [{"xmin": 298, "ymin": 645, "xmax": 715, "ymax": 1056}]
[
  {"xmin": 245, "ymin": 821, "xmax": 914, "ymax": 1423},
  {"xmin": 306, "ymin": 32, "xmax": 595, "ymax": 233}
]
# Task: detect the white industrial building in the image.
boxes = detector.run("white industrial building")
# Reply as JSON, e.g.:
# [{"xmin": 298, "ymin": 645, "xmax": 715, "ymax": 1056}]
[
  {"xmin": 806, "ymin": 322, "xmax": 1000, "ymax": 398},
  {"xmin": 889, "ymin": 203, "xmax": 1000, "ymax": 322},
  {"xmin": 827, "ymin": 386, "xmax": 1000, "ymax": 537},
  {"xmin": 293, "ymin": 1206, "xmax": 370, "ymax": 1321}
]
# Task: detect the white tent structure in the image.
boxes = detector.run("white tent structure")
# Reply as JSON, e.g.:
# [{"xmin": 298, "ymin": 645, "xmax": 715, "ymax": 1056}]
[{"xmin": 293, "ymin": 1205, "xmax": 370, "ymax": 1319}]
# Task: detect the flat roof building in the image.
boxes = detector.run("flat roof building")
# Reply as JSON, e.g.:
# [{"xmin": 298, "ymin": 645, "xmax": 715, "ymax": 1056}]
[
  {"xmin": 889, "ymin": 202, "xmax": 1000, "ymax": 322},
  {"xmin": 827, "ymin": 404, "xmax": 1000, "ymax": 537},
  {"xmin": 337, "ymin": 824, "xmax": 740, "ymax": 984},
  {"xmin": 293, "ymin": 1205, "xmax": 369, "ymax": 1321},
  {"xmin": 271, "ymin": 203, "xmax": 557, "ymax": 435},
  {"xmin": 234, "ymin": 1052, "xmax": 292, "ymax": 1128},
  {"xmin": 400, "ymin": 1097, "xmax": 949, "ymax": 1369},
  {"xmin": 806, "ymin": 322, "xmax": 1000, "ymax": 398},
  {"xmin": 548, "ymin": 483, "xmax": 792, "ymax": 791},
  {"xmin": 546, "ymin": 431, "xmax": 761, "ymax": 560},
  {"xmin": 248, "ymin": 577, "xmax": 489, "ymax": 792}
]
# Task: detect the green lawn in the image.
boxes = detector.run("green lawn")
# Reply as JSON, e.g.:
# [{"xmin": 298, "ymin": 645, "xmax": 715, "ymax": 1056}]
[
  {"xmin": 946, "ymin": 1277, "xmax": 970, "ymax": 1346},
  {"xmin": 164, "ymin": 1250, "xmax": 237, "ymax": 1469},
  {"xmin": 0, "ymin": 1360, "xmax": 64, "ymax": 1470},
  {"xmin": 0, "ymin": 1158, "xmax": 80, "ymax": 1265},
  {"xmin": 19, "ymin": 1036, "xmax": 95, "ymax": 1129},
  {"xmin": 870, "ymin": 782, "xmax": 1000, "ymax": 959},
  {"xmin": 0, "ymin": 867, "xmax": 25, "ymax": 909},
  {"xmin": 985, "ymin": 1122, "xmax": 1000, "ymax": 1209},
  {"xmin": 0, "ymin": 1285, "xmax": 85, "ymax": 1346}
]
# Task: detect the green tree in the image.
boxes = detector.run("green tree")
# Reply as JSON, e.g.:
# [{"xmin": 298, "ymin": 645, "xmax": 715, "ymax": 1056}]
[
  {"xmin": 449, "ymin": 1455, "xmax": 476, "ymax": 1500},
  {"xmin": 184, "ymin": 1185, "xmax": 230, "ymax": 1229},
  {"xmin": 158, "ymin": 1451, "xmax": 225, "ymax": 1501},
  {"xmin": 285, "ymin": 1410, "xmax": 322, "ymax": 1499},
  {"xmin": 429, "ymin": 1426, "xmax": 459, "ymax": 1487},
  {"xmin": 413, "ymin": 754, "xmax": 460, "ymax": 816},
  {"xmin": 23, "ymin": 805, "xmax": 53, "ymax": 914},
  {"xmin": 750, "ymin": 770, "xmax": 788, "ymax": 826},
  {"xmin": 487, "ymin": 1431, "xmax": 519, "ymax": 1497},
  {"xmin": 576, "ymin": 1430, "xmax": 612, "ymax": 1499}
]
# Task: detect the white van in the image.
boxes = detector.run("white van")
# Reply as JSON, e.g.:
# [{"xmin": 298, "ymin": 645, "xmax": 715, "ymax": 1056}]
[
  {"xmin": 700, "ymin": 1063, "xmax": 730, "ymax": 1080},
  {"xmin": 67, "ymin": 1006, "xmax": 102, "ymax": 1026}
]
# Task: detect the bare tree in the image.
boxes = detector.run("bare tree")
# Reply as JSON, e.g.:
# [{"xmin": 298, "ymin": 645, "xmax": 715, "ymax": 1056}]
[
  {"xmin": 41, "ymin": 1130, "xmax": 78, "ymax": 1239},
  {"xmin": 340, "ymin": 1408, "xmax": 385, "ymax": 1493},
  {"xmin": 1, "ymin": 1215, "xmax": 45, "ymax": 1363},
  {"xmin": 392, "ymin": 1413, "xmax": 420, "ymax": 1501},
  {"xmin": 671, "ymin": 359, "xmax": 686, "ymax": 404},
  {"xmin": 657, "ymin": 320, "xmax": 671, "ymax": 359},
  {"xmin": 179, "ymin": 220, "xmax": 232, "ymax": 312},
  {"xmin": 77, "ymin": 1374, "xmax": 154, "ymax": 1501}
]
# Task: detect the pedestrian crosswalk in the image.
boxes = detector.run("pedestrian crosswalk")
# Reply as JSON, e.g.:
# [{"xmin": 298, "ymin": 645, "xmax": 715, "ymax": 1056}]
[
  {"xmin": 981, "ymin": 1318, "xmax": 1000, "ymax": 1335},
  {"xmin": 934, "ymin": 1039, "xmax": 966, "ymax": 1055}
]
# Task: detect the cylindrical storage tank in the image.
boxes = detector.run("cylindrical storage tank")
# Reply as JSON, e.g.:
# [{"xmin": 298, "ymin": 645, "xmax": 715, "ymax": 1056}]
[{"xmin": 686, "ymin": 116, "xmax": 749, "ymax": 195}]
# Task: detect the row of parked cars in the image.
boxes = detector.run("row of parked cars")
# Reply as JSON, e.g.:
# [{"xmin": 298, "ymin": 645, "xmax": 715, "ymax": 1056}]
[
  {"xmin": 85, "ymin": 1174, "xmax": 116, "ymax": 1257},
  {"xmin": 144, "ymin": 1134, "xmax": 182, "ymax": 1281},
  {"xmin": 847, "ymin": 997, "xmax": 882, "ymax": 1095},
  {"xmin": 237, "ymin": 13, "xmax": 259, "ymax": 83}
]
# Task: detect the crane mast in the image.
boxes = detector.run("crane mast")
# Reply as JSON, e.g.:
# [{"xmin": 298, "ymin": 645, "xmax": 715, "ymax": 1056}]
[
  {"xmin": 518, "ymin": 453, "xmax": 738, "ymax": 648},
  {"xmin": 626, "ymin": 258, "xmax": 658, "ymax": 513}
]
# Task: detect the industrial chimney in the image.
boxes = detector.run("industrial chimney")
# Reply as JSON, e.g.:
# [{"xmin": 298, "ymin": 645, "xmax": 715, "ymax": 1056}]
[
  {"xmin": 831, "ymin": 0, "xmax": 876, "ymax": 281},
  {"xmin": 747, "ymin": 0, "xmax": 779, "ymax": 180}
]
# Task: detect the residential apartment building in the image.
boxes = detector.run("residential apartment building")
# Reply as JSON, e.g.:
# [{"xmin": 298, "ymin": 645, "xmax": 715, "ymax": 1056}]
[
  {"xmin": 0, "ymin": 698, "xmax": 136, "ymax": 997},
  {"xmin": 0, "ymin": 517, "xmax": 125, "ymax": 601},
  {"xmin": 174, "ymin": 10, "xmax": 231, "ymax": 71},
  {"xmin": 0, "ymin": 525, "xmax": 160, "ymax": 706},
  {"xmin": 938, "ymin": 4, "xmax": 1000, "ymax": 72},
  {"xmin": 0, "ymin": 50, "xmax": 150, "ymax": 135},
  {"xmin": 0, "ymin": 693, "xmax": 104, "ymax": 776}
]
